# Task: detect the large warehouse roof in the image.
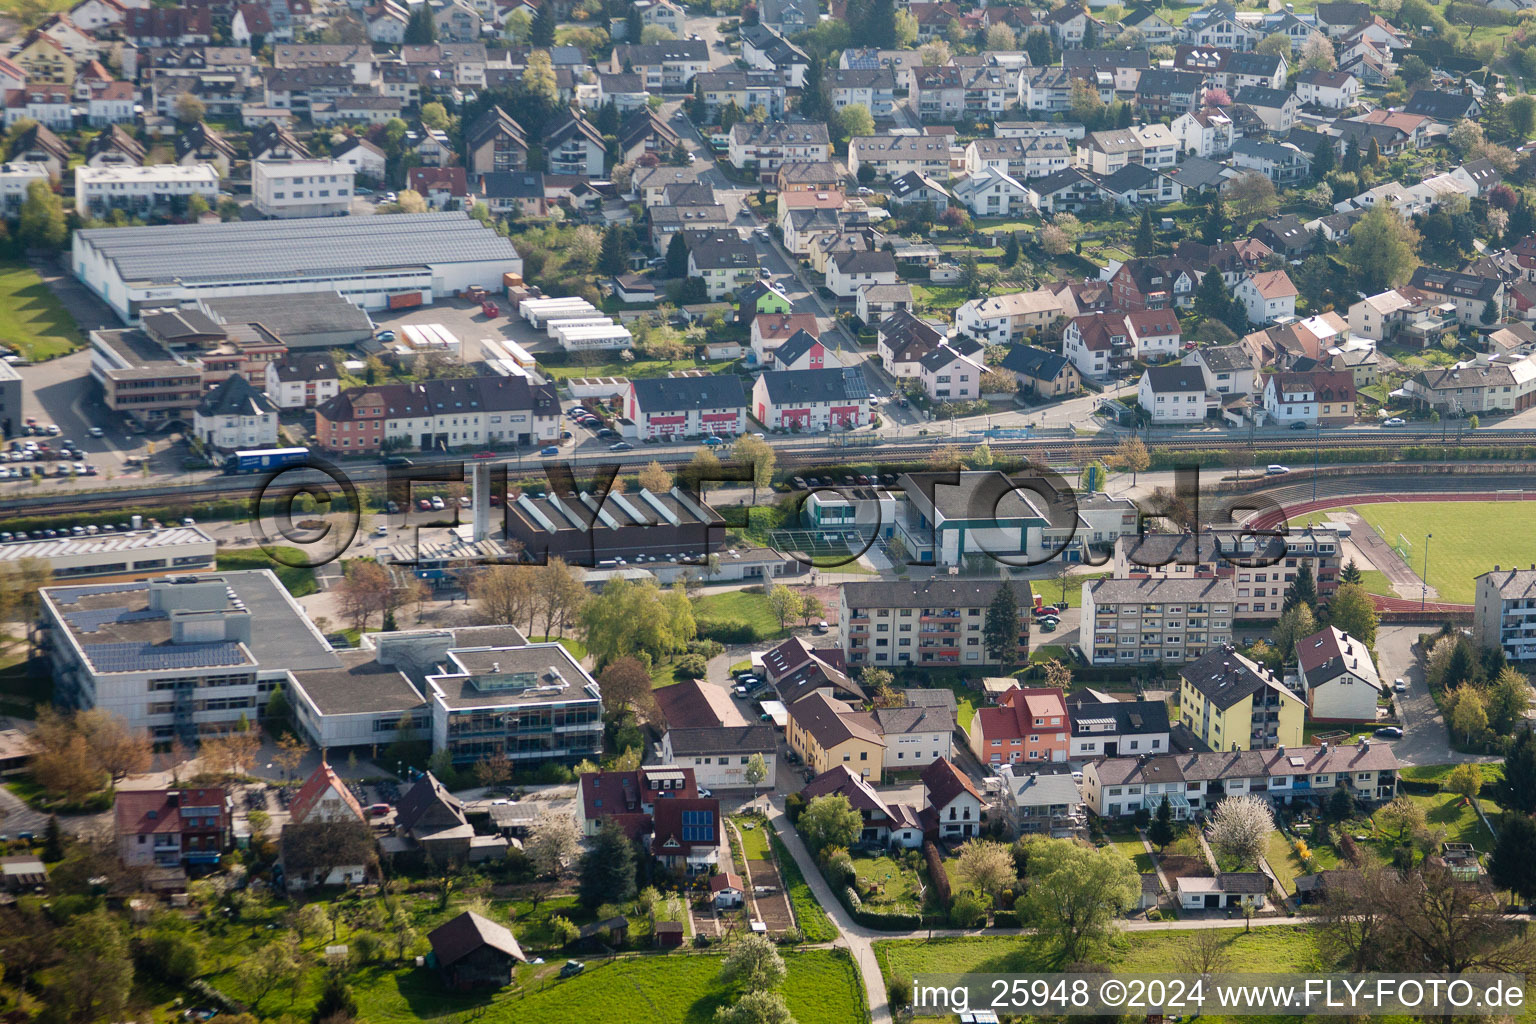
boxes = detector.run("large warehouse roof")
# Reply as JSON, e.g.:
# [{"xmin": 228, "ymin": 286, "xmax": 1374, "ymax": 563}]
[{"xmin": 75, "ymin": 212, "xmax": 520, "ymax": 287}]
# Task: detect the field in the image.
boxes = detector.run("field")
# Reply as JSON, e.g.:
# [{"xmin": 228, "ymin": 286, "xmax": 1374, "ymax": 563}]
[
  {"xmin": 0, "ymin": 262, "xmax": 85, "ymax": 361},
  {"xmin": 352, "ymin": 949, "xmax": 865, "ymax": 1024},
  {"xmin": 874, "ymin": 925, "xmax": 1327, "ymax": 981},
  {"xmin": 1286, "ymin": 501, "xmax": 1536, "ymax": 604}
]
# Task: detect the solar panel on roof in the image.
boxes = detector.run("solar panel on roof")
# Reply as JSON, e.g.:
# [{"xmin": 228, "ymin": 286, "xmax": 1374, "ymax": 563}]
[
  {"xmin": 62, "ymin": 607, "xmax": 164, "ymax": 633},
  {"xmin": 82, "ymin": 641, "xmax": 249, "ymax": 673}
]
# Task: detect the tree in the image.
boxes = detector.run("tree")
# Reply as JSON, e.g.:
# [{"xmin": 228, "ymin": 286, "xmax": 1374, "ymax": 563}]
[
  {"xmin": 719, "ymin": 933, "xmax": 786, "ymax": 992},
  {"xmin": 1450, "ymin": 685, "xmax": 1488, "ymax": 742},
  {"xmin": 1300, "ymin": 31, "xmax": 1336, "ymax": 71},
  {"xmin": 1194, "ymin": 265, "xmax": 1235, "ymax": 324},
  {"xmin": 578, "ymin": 819, "xmax": 637, "ymax": 909},
  {"xmin": 1148, "ymin": 795, "xmax": 1176, "ymax": 852},
  {"xmin": 273, "ymin": 731, "xmax": 307, "ymax": 780},
  {"xmin": 185, "ymin": 192, "xmax": 210, "ymax": 220},
  {"xmin": 74, "ymin": 708, "xmax": 152, "ymax": 783},
  {"xmin": 1377, "ymin": 795, "xmax": 1427, "ymax": 842},
  {"xmin": 313, "ymin": 974, "xmax": 359, "ymax": 1023},
  {"xmin": 1039, "ymin": 223, "xmax": 1070, "ymax": 256},
  {"xmin": 954, "ymin": 839, "xmax": 1014, "ymax": 905},
  {"xmin": 1449, "ymin": 117, "xmax": 1486, "ymax": 156},
  {"xmin": 798, "ymin": 594, "xmax": 825, "ymax": 629},
  {"xmin": 1340, "ymin": 559, "xmax": 1363, "ymax": 585},
  {"xmin": 637, "ymin": 460, "xmax": 673, "ymax": 493},
  {"xmin": 745, "ymin": 752, "xmax": 768, "ymax": 803},
  {"xmin": 1489, "ymin": 812, "xmax": 1536, "ymax": 905},
  {"xmin": 1325, "ymin": 582, "xmax": 1378, "ymax": 650},
  {"xmin": 173, "ymin": 93, "xmax": 206, "ymax": 126},
  {"xmin": 405, "ymin": 2, "xmax": 437, "ymax": 44},
  {"xmin": 797, "ymin": 794, "xmax": 862, "ymax": 856},
  {"xmin": 1019, "ymin": 837, "xmax": 1141, "ymax": 963},
  {"xmin": 665, "ymin": 230, "xmax": 689, "ymax": 278},
  {"xmin": 505, "ymin": 8, "xmax": 533, "ymax": 42},
  {"xmin": 1068, "ymin": 78, "xmax": 1104, "ymax": 128},
  {"xmin": 1134, "ymin": 208, "xmax": 1154, "ymax": 256},
  {"xmin": 1206, "ymin": 795, "xmax": 1274, "ymax": 868},
  {"xmin": 893, "ymin": 9, "xmax": 918, "ymax": 47},
  {"xmin": 531, "ymin": 0, "xmax": 555, "ymax": 45},
  {"xmin": 715, "ymin": 990, "xmax": 797, "ymax": 1024},
  {"xmin": 799, "ymin": 54, "xmax": 826, "ymax": 120},
  {"xmin": 833, "ymin": 104, "xmax": 875, "ymax": 147},
  {"xmin": 337, "ymin": 559, "xmax": 393, "ymax": 631},
  {"xmin": 733, "ymin": 433, "xmax": 776, "ymax": 503},
  {"xmin": 1488, "ymin": 667, "xmax": 1532, "ymax": 735},
  {"xmin": 1498, "ymin": 727, "xmax": 1536, "ymax": 815},
  {"xmin": 522, "ymin": 50, "xmax": 559, "ymax": 107},
  {"xmin": 767, "ymin": 584, "xmax": 803, "ymax": 632},
  {"xmin": 41, "ymin": 910, "xmax": 133, "ymax": 1024},
  {"xmin": 598, "ymin": 224, "xmax": 628, "ymax": 277},
  {"xmin": 18, "ymin": 180, "xmax": 66, "ymax": 250},
  {"xmin": 234, "ymin": 932, "xmax": 302, "ymax": 1013},
  {"xmin": 1283, "ymin": 563, "xmax": 1317, "ymax": 613},
  {"xmin": 1445, "ymin": 762, "xmax": 1483, "ymax": 803},
  {"xmin": 1225, "ymin": 172, "xmax": 1279, "ymax": 222},
  {"xmin": 599, "ymin": 656, "xmax": 655, "ymax": 720},
  {"xmin": 42, "ymin": 814, "xmax": 63, "ymax": 861},
  {"xmin": 1180, "ymin": 927, "xmax": 1232, "ymax": 976},
  {"xmin": 1109, "ymin": 435, "xmax": 1150, "ymax": 486},
  {"xmin": 526, "ymin": 810, "xmax": 582, "ymax": 876},
  {"xmin": 981, "ymin": 583, "xmax": 1021, "ymax": 667},
  {"xmin": 1256, "ymin": 32, "xmax": 1291, "ymax": 57}
]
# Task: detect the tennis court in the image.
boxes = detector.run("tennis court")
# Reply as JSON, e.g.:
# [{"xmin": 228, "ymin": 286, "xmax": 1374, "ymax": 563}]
[{"xmin": 770, "ymin": 528, "xmax": 861, "ymax": 562}]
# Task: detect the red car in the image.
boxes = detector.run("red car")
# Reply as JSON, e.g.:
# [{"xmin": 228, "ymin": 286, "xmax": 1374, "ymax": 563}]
[{"xmin": 473, "ymin": 450, "xmax": 496, "ymax": 459}]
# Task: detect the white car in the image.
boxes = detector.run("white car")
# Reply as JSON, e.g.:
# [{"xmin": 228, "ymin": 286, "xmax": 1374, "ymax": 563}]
[
  {"xmin": 430, "ymin": 495, "xmax": 446, "ymax": 511},
  {"xmin": 1383, "ymin": 416, "xmax": 1406, "ymax": 427},
  {"xmin": 87, "ymin": 426, "xmax": 104, "ymax": 437},
  {"xmin": 375, "ymin": 524, "xmax": 389, "ymax": 537},
  {"xmin": 1393, "ymin": 678, "xmax": 1408, "ymax": 693}
]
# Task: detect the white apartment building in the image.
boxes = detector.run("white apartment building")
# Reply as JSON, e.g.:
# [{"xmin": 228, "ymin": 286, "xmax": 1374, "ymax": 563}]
[
  {"xmin": 252, "ymin": 158, "xmax": 354, "ymax": 218},
  {"xmin": 75, "ymin": 164, "xmax": 220, "ymax": 218},
  {"xmin": 1475, "ymin": 566, "xmax": 1536, "ymax": 662},
  {"xmin": 1080, "ymin": 577, "xmax": 1237, "ymax": 666},
  {"xmin": 955, "ymin": 289, "xmax": 1065, "ymax": 344},
  {"xmin": 0, "ymin": 161, "xmax": 48, "ymax": 217}
]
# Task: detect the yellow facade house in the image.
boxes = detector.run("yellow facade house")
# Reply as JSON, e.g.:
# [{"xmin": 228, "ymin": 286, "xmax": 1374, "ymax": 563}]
[
  {"xmin": 786, "ymin": 691, "xmax": 886, "ymax": 782},
  {"xmin": 1178, "ymin": 646, "xmax": 1304, "ymax": 752}
]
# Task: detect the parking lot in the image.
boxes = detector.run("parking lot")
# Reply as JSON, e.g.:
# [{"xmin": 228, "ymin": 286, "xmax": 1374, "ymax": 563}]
[{"xmin": 369, "ymin": 294, "xmax": 558, "ymax": 357}]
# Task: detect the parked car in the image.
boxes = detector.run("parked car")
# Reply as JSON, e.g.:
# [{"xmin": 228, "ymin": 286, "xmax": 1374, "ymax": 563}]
[
  {"xmin": 560, "ymin": 960, "xmax": 585, "ymax": 978},
  {"xmin": 1039, "ymin": 619, "xmax": 1058, "ymax": 632},
  {"xmin": 1383, "ymin": 417, "xmax": 1406, "ymax": 427},
  {"xmin": 609, "ymin": 441, "xmax": 634, "ymax": 451},
  {"xmin": 540, "ymin": 446, "xmax": 560, "ymax": 456},
  {"xmin": 1374, "ymin": 726, "xmax": 1403, "ymax": 739},
  {"xmin": 1290, "ymin": 421, "xmax": 1309, "ymax": 430},
  {"xmin": 87, "ymin": 426, "xmax": 104, "ymax": 437},
  {"xmin": 1393, "ymin": 678, "xmax": 1408, "ymax": 693}
]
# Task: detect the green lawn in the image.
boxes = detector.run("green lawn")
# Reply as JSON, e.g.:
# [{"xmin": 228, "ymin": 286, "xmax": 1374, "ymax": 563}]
[
  {"xmin": 853, "ymin": 854, "xmax": 925, "ymax": 913},
  {"xmin": 541, "ymin": 357, "xmax": 734, "ymax": 381},
  {"xmin": 912, "ymin": 283, "xmax": 970, "ymax": 314},
  {"xmin": 1408, "ymin": 792, "xmax": 1496, "ymax": 852},
  {"xmin": 693, "ymin": 589, "xmax": 785, "ymax": 640},
  {"xmin": 0, "ymin": 262, "xmax": 85, "ymax": 361},
  {"xmin": 1104, "ymin": 830, "xmax": 1154, "ymax": 873},
  {"xmin": 1400, "ymin": 762, "xmax": 1505, "ymax": 786},
  {"xmin": 1286, "ymin": 501, "xmax": 1536, "ymax": 604},
  {"xmin": 529, "ymin": 635, "xmax": 587, "ymax": 659},
  {"xmin": 874, "ymin": 925, "xmax": 1327, "ymax": 981},
  {"xmin": 1357, "ymin": 569, "xmax": 1395, "ymax": 596},
  {"xmin": 353, "ymin": 949, "xmax": 865, "ymax": 1024},
  {"xmin": 215, "ymin": 548, "xmax": 317, "ymax": 598},
  {"xmin": 732, "ymin": 816, "xmax": 772, "ymax": 860},
  {"xmin": 769, "ymin": 828, "xmax": 838, "ymax": 942},
  {"xmin": 1266, "ymin": 831, "xmax": 1302, "ymax": 894}
]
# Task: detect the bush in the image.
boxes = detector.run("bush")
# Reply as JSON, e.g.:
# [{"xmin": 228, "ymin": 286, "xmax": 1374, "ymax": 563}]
[
  {"xmin": 549, "ymin": 915, "xmax": 579, "ymax": 946},
  {"xmin": 852, "ymin": 908, "xmax": 923, "ymax": 930},
  {"xmin": 889, "ymin": 977, "xmax": 913, "ymax": 1011},
  {"xmin": 688, "ymin": 639, "xmax": 725, "ymax": 659},
  {"xmin": 924, "ymin": 841, "xmax": 951, "ymax": 909},
  {"xmin": 824, "ymin": 848, "xmax": 855, "ymax": 890},
  {"xmin": 1145, "ymin": 909, "xmax": 1162, "ymax": 922},
  {"xmin": 785, "ymin": 791, "xmax": 806, "ymax": 824},
  {"xmin": 537, "ymin": 762, "xmax": 574, "ymax": 784},
  {"xmin": 776, "ymin": 927, "xmax": 803, "ymax": 945},
  {"xmin": 949, "ymin": 891, "xmax": 987, "ymax": 928},
  {"xmin": 1133, "ymin": 807, "xmax": 1152, "ymax": 829},
  {"xmin": 990, "ymin": 909, "xmax": 1020, "ymax": 928},
  {"xmin": 696, "ymin": 618, "xmax": 758, "ymax": 643},
  {"xmin": 844, "ymin": 886, "xmax": 862, "ymax": 911},
  {"xmin": 1340, "ymin": 834, "xmax": 1362, "ymax": 866},
  {"xmin": 674, "ymin": 654, "xmax": 708, "ymax": 680}
]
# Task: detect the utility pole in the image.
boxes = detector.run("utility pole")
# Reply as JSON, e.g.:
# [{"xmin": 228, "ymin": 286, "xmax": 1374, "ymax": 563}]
[{"xmin": 1421, "ymin": 532, "xmax": 1433, "ymax": 611}]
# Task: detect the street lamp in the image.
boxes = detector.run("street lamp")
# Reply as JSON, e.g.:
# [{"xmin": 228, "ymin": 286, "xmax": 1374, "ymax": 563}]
[
  {"xmin": 1421, "ymin": 533, "xmax": 1433, "ymax": 611},
  {"xmin": 1312, "ymin": 419, "xmax": 1322, "ymax": 502}
]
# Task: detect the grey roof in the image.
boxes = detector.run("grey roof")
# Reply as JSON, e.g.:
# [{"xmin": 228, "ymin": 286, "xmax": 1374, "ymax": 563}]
[
  {"xmin": 1142, "ymin": 364, "xmax": 1206, "ymax": 394},
  {"xmin": 756, "ymin": 366, "xmax": 868, "ymax": 405},
  {"xmin": 873, "ymin": 702, "xmax": 955, "ymax": 736},
  {"xmin": 1479, "ymin": 567, "xmax": 1536, "ymax": 600},
  {"xmin": 772, "ymin": 329, "xmax": 822, "ymax": 367},
  {"xmin": 1003, "ymin": 770, "xmax": 1083, "ymax": 808},
  {"xmin": 196, "ymin": 374, "xmax": 275, "ymax": 418},
  {"xmin": 1197, "ymin": 344, "xmax": 1256, "ymax": 372},
  {"xmin": 199, "ymin": 290, "xmax": 374, "ymax": 338},
  {"xmin": 1087, "ymin": 576, "xmax": 1236, "ymax": 604},
  {"xmin": 630, "ymin": 373, "xmax": 747, "ymax": 414},
  {"xmin": 1179, "ymin": 646, "xmax": 1291, "ymax": 711},
  {"xmin": 1063, "ymin": 48, "xmax": 1150, "ymax": 71},
  {"xmin": 1233, "ymin": 85, "xmax": 1293, "ymax": 110},
  {"xmin": 1170, "ymin": 156, "xmax": 1232, "ymax": 191},
  {"xmin": 76, "ymin": 212, "xmax": 520, "ymax": 288},
  {"xmin": 1000, "ymin": 345, "xmax": 1071, "ymax": 381},
  {"xmin": 614, "ymin": 39, "xmax": 709, "ymax": 63},
  {"xmin": 269, "ymin": 352, "xmax": 336, "ymax": 382},
  {"xmin": 289, "ymin": 649, "xmax": 426, "ymax": 716},
  {"xmin": 731, "ymin": 120, "xmax": 829, "ymax": 147},
  {"xmin": 1403, "ymin": 89, "xmax": 1478, "ymax": 120},
  {"xmin": 428, "ymin": 910, "xmax": 524, "ymax": 966},
  {"xmin": 666, "ymin": 725, "xmax": 777, "ymax": 755},
  {"xmin": 1064, "ymin": 694, "xmax": 1170, "ymax": 736},
  {"xmin": 842, "ymin": 576, "xmax": 1031, "ymax": 611}
]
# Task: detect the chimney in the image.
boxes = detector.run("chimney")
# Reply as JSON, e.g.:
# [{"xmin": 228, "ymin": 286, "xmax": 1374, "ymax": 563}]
[{"xmin": 1320, "ymin": 741, "xmax": 1327, "ymax": 755}]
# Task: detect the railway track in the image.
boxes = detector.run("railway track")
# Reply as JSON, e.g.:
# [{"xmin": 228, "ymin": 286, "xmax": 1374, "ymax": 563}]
[{"xmin": 3, "ymin": 427, "xmax": 1536, "ymax": 520}]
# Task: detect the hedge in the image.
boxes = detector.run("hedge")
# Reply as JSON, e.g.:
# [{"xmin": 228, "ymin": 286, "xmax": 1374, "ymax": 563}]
[
  {"xmin": 990, "ymin": 909, "xmax": 1020, "ymax": 928},
  {"xmin": 923, "ymin": 840, "xmax": 951, "ymax": 909},
  {"xmin": 696, "ymin": 618, "xmax": 759, "ymax": 644},
  {"xmin": 849, "ymin": 907, "xmax": 924, "ymax": 930}
]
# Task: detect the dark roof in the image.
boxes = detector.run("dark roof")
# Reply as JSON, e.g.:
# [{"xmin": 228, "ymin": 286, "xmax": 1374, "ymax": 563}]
[
  {"xmin": 630, "ymin": 373, "xmax": 746, "ymax": 414},
  {"xmin": 1409, "ymin": 266, "xmax": 1501, "ymax": 302},
  {"xmin": 921, "ymin": 757, "xmax": 981, "ymax": 809},
  {"xmin": 464, "ymin": 105, "xmax": 527, "ymax": 151},
  {"xmin": 394, "ymin": 772, "xmax": 467, "ymax": 833},
  {"xmin": 756, "ymin": 366, "xmax": 869, "ymax": 405},
  {"xmin": 428, "ymin": 911, "xmax": 525, "ymax": 967},
  {"xmin": 772, "ymin": 328, "xmax": 823, "ymax": 367},
  {"xmin": 1142, "ymin": 365, "xmax": 1206, "ymax": 393},
  {"xmin": 666, "ymin": 725, "xmax": 777, "ymax": 755},
  {"xmin": 269, "ymin": 352, "xmax": 336, "ymax": 383},
  {"xmin": 545, "ymin": 110, "xmax": 604, "ymax": 151},
  {"xmin": 842, "ymin": 576, "xmax": 1031, "ymax": 610},
  {"xmin": 317, "ymin": 375, "xmax": 558, "ymax": 424},
  {"xmin": 1001, "ymin": 345, "xmax": 1071, "ymax": 381},
  {"xmin": 196, "ymin": 374, "xmax": 275, "ymax": 418},
  {"xmin": 1232, "ymin": 85, "xmax": 1293, "ymax": 110},
  {"xmin": 1135, "ymin": 68, "xmax": 1205, "ymax": 97},
  {"xmin": 1179, "ymin": 646, "xmax": 1292, "ymax": 711},
  {"xmin": 1403, "ymin": 89, "xmax": 1478, "ymax": 121},
  {"xmin": 1064, "ymin": 694, "xmax": 1170, "ymax": 736}
]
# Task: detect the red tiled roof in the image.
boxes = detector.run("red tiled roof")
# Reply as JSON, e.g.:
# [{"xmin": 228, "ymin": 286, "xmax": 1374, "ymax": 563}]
[
  {"xmin": 920, "ymin": 757, "xmax": 981, "ymax": 811},
  {"xmin": 288, "ymin": 760, "xmax": 365, "ymax": 824}
]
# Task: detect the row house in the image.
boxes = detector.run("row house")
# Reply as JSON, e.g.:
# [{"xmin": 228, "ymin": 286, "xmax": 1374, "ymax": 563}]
[
  {"xmin": 1262, "ymin": 369, "xmax": 1355, "ymax": 426},
  {"xmin": 1172, "ymin": 45, "xmax": 1287, "ymax": 91},
  {"xmin": 1066, "ymin": 691, "xmax": 1171, "ymax": 760},
  {"xmin": 911, "ymin": 65, "xmax": 963, "ymax": 122},
  {"xmin": 847, "ymin": 134, "xmax": 952, "ymax": 180},
  {"xmin": 1083, "ymin": 740, "xmax": 1399, "ymax": 820},
  {"xmin": 1400, "ymin": 356, "xmax": 1536, "ymax": 417},
  {"xmin": 3, "ymin": 86, "xmax": 72, "ymax": 130},
  {"xmin": 624, "ymin": 374, "xmax": 747, "ymax": 441},
  {"xmin": 1019, "ymin": 65, "xmax": 1108, "ymax": 114},
  {"xmin": 751, "ymin": 366, "xmax": 870, "ymax": 432},
  {"xmin": 964, "ymin": 136, "xmax": 1070, "ymax": 180},
  {"xmin": 313, "ymin": 375, "xmax": 559, "ymax": 452},
  {"xmin": 961, "ymin": 65, "xmax": 1013, "ymax": 117},
  {"xmin": 770, "ymin": 328, "xmax": 839, "ymax": 372}
]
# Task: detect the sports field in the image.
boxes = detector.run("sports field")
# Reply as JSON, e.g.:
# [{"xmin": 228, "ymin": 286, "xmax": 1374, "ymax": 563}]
[{"xmin": 1287, "ymin": 500, "xmax": 1536, "ymax": 605}]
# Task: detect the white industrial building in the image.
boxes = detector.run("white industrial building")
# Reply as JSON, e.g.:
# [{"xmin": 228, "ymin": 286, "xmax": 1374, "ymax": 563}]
[
  {"xmin": 74, "ymin": 164, "xmax": 221, "ymax": 218},
  {"xmin": 251, "ymin": 158, "xmax": 355, "ymax": 218},
  {"xmin": 73, "ymin": 212, "xmax": 523, "ymax": 322},
  {"xmin": 1, "ymin": 525, "xmax": 215, "ymax": 582}
]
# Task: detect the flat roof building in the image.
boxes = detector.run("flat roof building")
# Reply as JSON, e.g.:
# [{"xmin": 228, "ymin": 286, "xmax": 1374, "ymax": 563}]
[
  {"xmin": 0, "ymin": 525, "xmax": 215, "ymax": 582},
  {"xmin": 73, "ymin": 211, "xmax": 522, "ymax": 322},
  {"xmin": 198, "ymin": 290, "xmax": 374, "ymax": 349},
  {"xmin": 503, "ymin": 484, "xmax": 725, "ymax": 567}
]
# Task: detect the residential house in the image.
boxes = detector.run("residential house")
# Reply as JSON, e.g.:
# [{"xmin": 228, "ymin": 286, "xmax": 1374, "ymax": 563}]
[
  {"xmin": 877, "ymin": 310, "xmax": 945, "ymax": 378},
  {"xmin": 116, "ymin": 787, "xmax": 230, "ymax": 869},
  {"xmin": 330, "ymin": 137, "xmax": 386, "ymax": 182},
  {"xmin": 847, "ymin": 134, "xmax": 952, "ymax": 180},
  {"xmin": 825, "ymin": 250, "xmax": 898, "ymax": 299},
  {"xmin": 1179, "ymin": 645, "xmax": 1306, "ymax": 751},
  {"xmin": 1295, "ymin": 626, "xmax": 1382, "ymax": 723},
  {"xmin": 1231, "ymin": 138, "xmax": 1311, "ymax": 185},
  {"xmin": 264, "ymin": 352, "xmax": 338, "ymax": 410},
  {"xmin": 1475, "ymin": 566, "xmax": 1536, "ymax": 662},
  {"xmin": 1403, "ymin": 88, "xmax": 1480, "ymax": 123},
  {"xmin": 738, "ymin": 24, "xmax": 810, "ymax": 88},
  {"xmin": 838, "ymin": 575, "xmax": 1031, "ymax": 668},
  {"xmin": 1262, "ymin": 369, "xmax": 1355, "ymax": 426},
  {"xmin": 921, "ymin": 757, "xmax": 984, "ymax": 841},
  {"xmin": 1231, "ymin": 85, "xmax": 1298, "ymax": 132},
  {"xmin": 1407, "ymin": 267, "xmax": 1503, "ymax": 326},
  {"xmin": 1099, "ymin": 163, "xmax": 1184, "ymax": 207},
  {"xmin": 609, "ymin": 40, "xmax": 709, "ymax": 90},
  {"xmin": 1236, "ymin": 269, "xmax": 1298, "ymax": 324},
  {"xmin": 693, "ymin": 69, "xmax": 786, "ymax": 120},
  {"xmin": 918, "ymin": 340, "xmax": 987, "ymax": 402},
  {"xmin": 1001, "ymin": 345, "xmax": 1080, "ymax": 398},
  {"xmin": 1134, "ymin": 68, "xmax": 1205, "ymax": 116},
  {"xmin": 1064, "ymin": 311, "xmax": 1132, "ymax": 379},
  {"xmin": 463, "ymin": 105, "xmax": 527, "ymax": 177},
  {"xmin": 751, "ymin": 366, "xmax": 870, "ymax": 431},
  {"xmin": 1138, "ymin": 365, "xmax": 1212, "ymax": 424},
  {"xmin": 729, "ymin": 120, "xmax": 830, "ymax": 181},
  {"xmin": 856, "ymin": 283, "xmax": 911, "ymax": 327},
  {"xmin": 1065, "ymin": 691, "xmax": 1171, "ymax": 760},
  {"xmin": 955, "ymin": 289, "xmax": 1065, "ymax": 345},
  {"xmin": 1172, "ymin": 107, "xmax": 1236, "ymax": 157},
  {"xmin": 1296, "ymin": 68, "xmax": 1360, "ymax": 110},
  {"xmin": 965, "ymin": 136, "xmax": 1071, "ymax": 180},
  {"xmin": 83, "ymin": 124, "xmax": 144, "ymax": 168},
  {"xmin": 800, "ymin": 765, "xmax": 923, "ymax": 848},
  {"xmin": 660, "ymin": 726, "xmax": 778, "ymax": 790},
  {"xmin": 1027, "ymin": 167, "xmax": 1112, "ymax": 213},
  {"xmin": 1183, "ymin": 344, "xmax": 1258, "ymax": 398},
  {"xmin": 578, "ymin": 766, "xmax": 697, "ymax": 837},
  {"xmin": 874, "ymin": 691, "xmax": 956, "ymax": 770},
  {"xmin": 751, "ymin": 311, "xmax": 819, "ymax": 364},
  {"xmin": 967, "ymin": 685, "xmax": 1069, "ymax": 767},
  {"xmin": 687, "ymin": 236, "xmax": 759, "ymax": 301},
  {"xmin": 828, "ymin": 67, "xmax": 896, "ymax": 119},
  {"xmin": 951, "ymin": 166, "xmax": 1032, "ymax": 217},
  {"xmin": 649, "ymin": 801, "xmax": 720, "ymax": 876},
  {"xmin": 786, "ymin": 692, "xmax": 885, "ymax": 781}
]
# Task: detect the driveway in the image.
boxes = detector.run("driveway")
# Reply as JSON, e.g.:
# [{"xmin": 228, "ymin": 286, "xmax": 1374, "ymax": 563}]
[{"xmin": 1374, "ymin": 624, "xmax": 1497, "ymax": 766}]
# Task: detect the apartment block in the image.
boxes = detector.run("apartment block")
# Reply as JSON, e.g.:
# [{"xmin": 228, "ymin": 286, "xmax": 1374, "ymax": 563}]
[
  {"xmin": 1178, "ymin": 646, "xmax": 1305, "ymax": 752},
  {"xmin": 1080, "ymin": 577, "xmax": 1236, "ymax": 666},
  {"xmin": 839, "ymin": 578, "xmax": 1031, "ymax": 668},
  {"xmin": 1475, "ymin": 566, "xmax": 1536, "ymax": 662}
]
